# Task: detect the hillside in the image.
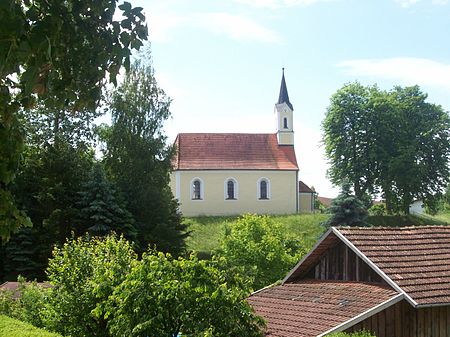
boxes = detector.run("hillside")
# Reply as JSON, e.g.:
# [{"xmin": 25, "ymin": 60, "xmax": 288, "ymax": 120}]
[{"xmin": 0, "ymin": 315, "xmax": 61, "ymax": 337}]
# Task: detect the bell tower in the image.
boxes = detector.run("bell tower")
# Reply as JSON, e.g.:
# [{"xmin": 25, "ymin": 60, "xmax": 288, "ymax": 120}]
[{"xmin": 275, "ymin": 68, "xmax": 294, "ymax": 145}]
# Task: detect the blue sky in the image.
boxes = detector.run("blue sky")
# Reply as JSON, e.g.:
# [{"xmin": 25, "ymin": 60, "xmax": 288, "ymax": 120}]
[{"xmin": 130, "ymin": 0, "xmax": 450, "ymax": 197}]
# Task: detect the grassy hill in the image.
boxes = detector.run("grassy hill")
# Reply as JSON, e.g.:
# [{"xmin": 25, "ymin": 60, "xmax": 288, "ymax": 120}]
[
  {"xmin": 0, "ymin": 315, "xmax": 61, "ymax": 337},
  {"xmin": 185, "ymin": 212, "xmax": 450, "ymax": 255}
]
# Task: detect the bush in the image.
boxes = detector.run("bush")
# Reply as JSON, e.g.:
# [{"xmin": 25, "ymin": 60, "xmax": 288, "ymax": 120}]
[
  {"xmin": 216, "ymin": 214, "xmax": 306, "ymax": 290},
  {"xmin": 368, "ymin": 203, "xmax": 386, "ymax": 216},
  {"xmin": 0, "ymin": 277, "xmax": 49, "ymax": 328}
]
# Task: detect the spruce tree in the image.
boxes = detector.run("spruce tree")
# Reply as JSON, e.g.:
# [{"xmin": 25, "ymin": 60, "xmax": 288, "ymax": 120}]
[
  {"xmin": 323, "ymin": 183, "xmax": 368, "ymax": 228},
  {"xmin": 76, "ymin": 164, "xmax": 137, "ymax": 241}
]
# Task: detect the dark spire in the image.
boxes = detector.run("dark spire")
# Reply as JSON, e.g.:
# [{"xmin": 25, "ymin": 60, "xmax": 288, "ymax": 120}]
[{"xmin": 277, "ymin": 68, "xmax": 293, "ymax": 110}]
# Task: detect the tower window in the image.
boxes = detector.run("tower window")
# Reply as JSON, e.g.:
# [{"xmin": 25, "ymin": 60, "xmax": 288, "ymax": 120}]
[{"xmin": 283, "ymin": 117, "xmax": 288, "ymax": 129}]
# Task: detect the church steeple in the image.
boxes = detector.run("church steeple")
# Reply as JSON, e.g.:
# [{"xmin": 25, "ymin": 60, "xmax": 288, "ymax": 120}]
[
  {"xmin": 277, "ymin": 68, "xmax": 293, "ymax": 110},
  {"xmin": 274, "ymin": 68, "xmax": 294, "ymax": 145}
]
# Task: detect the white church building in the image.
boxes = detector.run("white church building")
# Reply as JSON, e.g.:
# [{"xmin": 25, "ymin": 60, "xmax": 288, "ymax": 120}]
[{"xmin": 170, "ymin": 70, "xmax": 314, "ymax": 216}]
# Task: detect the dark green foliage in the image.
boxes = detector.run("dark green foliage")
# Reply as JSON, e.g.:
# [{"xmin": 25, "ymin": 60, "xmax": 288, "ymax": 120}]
[
  {"xmin": 104, "ymin": 56, "xmax": 188, "ymax": 255},
  {"xmin": 0, "ymin": 0, "xmax": 148, "ymax": 241},
  {"xmin": 323, "ymin": 183, "xmax": 368, "ymax": 228},
  {"xmin": 107, "ymin": 252, "xmax": 265, "ymax": 337},
  {"xmin": 216, "ymin": 214, "xmax": 306, "ymax": 290},
  {"xmin": 323, "ymin": 83, "xmax": 450, "ymax": 214},
  {"xmin": 76, "ymin": 164, "xmax": 137, "ymax": 241}
]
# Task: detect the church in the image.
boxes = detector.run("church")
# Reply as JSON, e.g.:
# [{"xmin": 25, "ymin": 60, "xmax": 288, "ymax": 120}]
[{"xmin": 170, "ymin": 70, "xmax": 314, "ymax": 216}]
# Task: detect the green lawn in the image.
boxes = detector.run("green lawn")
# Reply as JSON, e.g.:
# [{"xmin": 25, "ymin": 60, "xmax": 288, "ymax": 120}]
[
  {"xmin": 0, "ymin": 315, "xmax": 61, "ymax": 337},
  {"xmin": 185, "ymin": 213, "xmax": 328, "ymax": 254},
  {"xmin": 185, "ymin": 212, "xmax": 450, "ymax": 255}
]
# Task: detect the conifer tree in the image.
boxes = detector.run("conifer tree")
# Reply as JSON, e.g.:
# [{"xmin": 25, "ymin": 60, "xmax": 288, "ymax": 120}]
[
  {"xmin": 76, "ymin": 164, "xmax": 137, "ymax": 241},
  {"xmin": 323, "ymin": 183, "xmax": 368, "ymax": 228}
]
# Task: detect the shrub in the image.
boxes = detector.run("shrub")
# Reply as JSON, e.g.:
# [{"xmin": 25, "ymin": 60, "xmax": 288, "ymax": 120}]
[
  {"xmin": 216, "ymin": 214, "xmax": 306, "ymax": 290},
  {"xmin": 327, "ymin": 330, "xmax": 375, "ymax": 337}
]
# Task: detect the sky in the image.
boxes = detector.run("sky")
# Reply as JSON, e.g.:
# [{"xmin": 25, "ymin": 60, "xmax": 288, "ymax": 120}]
[{"xmin": 126, "ymin": 0, "xmax": 450, "ymax": 198}]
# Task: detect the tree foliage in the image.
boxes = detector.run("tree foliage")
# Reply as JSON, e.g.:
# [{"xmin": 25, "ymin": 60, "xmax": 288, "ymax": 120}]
[
  {"xmin": 0, "ymin": 0, "xmax": 148, "ymax": 240},
  {"xmin": 322, "ymin": 183, "xmax": 368, "ymax": 228},
  {"xmin": 323, "ymin": 82, "xmax": 450, "ymax": 213},
  {"xmin": 107, "ymin": 252, "xmax": 265, "ymax": 337},
  {"xmin": 103, "ymin": 56, "xmax": 188, "ymax": 255},
  {"xmin": 76, "ymin": 163, "xmax": 137, "ymax": 241},
  {"xmin": 43, "ymin": 235, "xmax": 136, "ymax": 337},
  {"xmin": 216, "ymin": 214, "xmax": 305, "ymax": 290}
]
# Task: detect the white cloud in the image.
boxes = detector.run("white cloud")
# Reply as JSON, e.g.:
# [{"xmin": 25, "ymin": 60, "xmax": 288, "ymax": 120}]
[
  {"xmin": 234, "ymin": 0, "xmax": 331, "ymax": 8},
  {"xmin": 395, "ymin": 0, "xmax": 420, "ymax": 7},
  {"xmin": 394, "ymin": 0, "xmax": 448, "ymax": 6},
  {"xmin": 148, "ymin": 11, "xmax": 281, "ymax": 44},
  {"xmin": 337, "ymin": 57, "xmax": 450, "ymax": 92},
  {"xmin": 194, "ymin": 13, "xmax": 282, "ymax": 43}
]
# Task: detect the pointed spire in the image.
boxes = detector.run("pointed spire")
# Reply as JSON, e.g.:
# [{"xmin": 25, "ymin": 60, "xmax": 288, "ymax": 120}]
[{"xmin": 277, "ymin": 68, "xmax": 293, "ymax": 110}]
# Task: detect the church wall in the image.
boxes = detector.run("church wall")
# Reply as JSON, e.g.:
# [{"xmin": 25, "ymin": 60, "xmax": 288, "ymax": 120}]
[{"xmin": 171, "ymin": 170, "xmax": 298, "ymax": 216}]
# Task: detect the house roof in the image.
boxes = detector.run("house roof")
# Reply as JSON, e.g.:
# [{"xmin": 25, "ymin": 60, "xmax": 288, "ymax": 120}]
[
  {"xmin": 173, "ymin": 133, "xmax": 298, "ymax": 170},
  {"xmin": 299, "ymin": 181, "xmax": 314, "ymax": 193},
  {"xmin": 284, "ymin": 226, "xmax": 450, "ymax": 307},
  {"xmin": 338, "ymin": 226, "xmax": 450, "ymax": 306},
  {"xmin": 248, "ymin": 280, "xmax": 401, "ymax": 337},
  {"xmin": 278, "ymin": 68, "xmax": 293, "ymax": 110},
  {"xmin": 318, "ymin": 196, "xmax": 333, "ymax": 207}
]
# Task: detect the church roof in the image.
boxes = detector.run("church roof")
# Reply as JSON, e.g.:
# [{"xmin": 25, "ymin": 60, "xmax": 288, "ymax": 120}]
[
  {"xmin": 173, "ymin": 133, "xmax": 298, "ymax": 170},
  {"xmin": 277, "ymin": 68, "xmax": 293, "ymax": 110}
]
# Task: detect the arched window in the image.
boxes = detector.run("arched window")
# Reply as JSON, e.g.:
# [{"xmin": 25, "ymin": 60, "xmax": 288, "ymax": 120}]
[
  {"xmin": 225, "ymin": 178, "xmax": 238, "ymax": 200},
  {"xmin": 192, "ymin": 179, "xmax": 202, "ymax": 200},
  {"xmin": 283, "ymin": 117, "xmax": 288, "ymax": 129},
  {"xmin": 258, "ymin": 178, "xmax": 270, "ymax": 200}
]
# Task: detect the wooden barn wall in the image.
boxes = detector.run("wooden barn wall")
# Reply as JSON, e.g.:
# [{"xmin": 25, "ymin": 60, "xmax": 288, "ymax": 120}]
[
  {"xmin": 305, "ymin": 241, "xmax": 383, "ymax": 283},
  {"xmin": 345, "ymin": 300, "xmax": 450, "ymax": 337}
]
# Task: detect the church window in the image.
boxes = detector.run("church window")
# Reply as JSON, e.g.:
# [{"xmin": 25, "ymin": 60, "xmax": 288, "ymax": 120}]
[
  {"xmin": 283, "ymin": 117, "xmax": 288, "ymax": 129},
  {"xmin": 258, "ymin": 178, "xmax": 270, "ymax": 200},
  {"xmin": 192, "ymin": 179, "xmax": 202, "ymax": 200},
  {"xmin": 225, "ymin": 178, "xmax": 238, "ymax": 200}
]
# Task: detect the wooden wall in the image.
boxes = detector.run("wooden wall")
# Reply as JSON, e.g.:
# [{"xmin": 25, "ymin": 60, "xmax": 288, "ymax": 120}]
[
  {"xmin": 345, "ymin": 300, "xmax": 450, "ymax": 337},
  {"xmin": 305, "ymin": 241, "xmax": 383, "ymax": 283}
]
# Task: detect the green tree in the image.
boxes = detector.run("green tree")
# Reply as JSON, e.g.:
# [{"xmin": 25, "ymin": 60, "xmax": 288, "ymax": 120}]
[
  {"xmin": 106, "ymin": 252, "xmax": 265, "ymax": 337},
  {"xmin": 322, "ymin": 183, "xmax": 368, "ymax": 228},
  {"xmin": 0, "ymin": 0, "xmax": 148, "ymax": 241},
  {"xmin": 216, "ymin": 214, "xmax": 305, "ymax": 290},
  {"xmin": 103, "ymin": 56, "xmax": 188, "ymax": 255},
  {"xmin": 76, "ymin": 163, "xmax": 137, "ymax": 241},
  {"xmin": 43, "ymin": 235, "xmax": 136, "ymax": 337},
  {"xmin": 323, "ymin": 83, "xmax": 450, "ymax": 214}
]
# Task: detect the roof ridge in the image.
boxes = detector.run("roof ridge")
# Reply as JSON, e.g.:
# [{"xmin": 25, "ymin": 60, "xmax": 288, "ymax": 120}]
[{"xmin": 337, "ymin": 225, "xmax": 450, "ymax": 230}]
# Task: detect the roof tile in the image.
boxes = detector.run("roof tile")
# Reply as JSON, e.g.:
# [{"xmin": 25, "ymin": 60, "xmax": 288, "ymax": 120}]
[{"xmin": 173, "ymin": 133, "xmax": 298, "ymax": 170}]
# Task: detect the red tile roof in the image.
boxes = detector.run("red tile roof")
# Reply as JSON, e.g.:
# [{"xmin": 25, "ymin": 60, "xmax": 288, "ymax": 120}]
[
  {"xmin": 248, "ymin": 280, "xmax": 399, "ymax": 337},
  {"xmin": 173, "ymin": 133, "xmax": 298, "ymax": 170},
  {"xmin": 337, "ymin": 226, "xmax": 450, "ymax": 306}
]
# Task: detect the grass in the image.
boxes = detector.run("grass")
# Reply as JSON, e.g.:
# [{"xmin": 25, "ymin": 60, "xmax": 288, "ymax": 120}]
[
  {"xmin": 185, "ymin": 213, "xmax": 328, "ymax": 254},
  {"xmin": 185, "ymin": 211, "xmax": 450, "ymax": 255},
  {"xmin": 0, "ymin": 315, "xmax": 61, "ymax": 337}
]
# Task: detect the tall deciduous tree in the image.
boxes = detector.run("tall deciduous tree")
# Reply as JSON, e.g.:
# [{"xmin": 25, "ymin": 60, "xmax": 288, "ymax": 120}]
[
  {"xmin": 104, "ymin": 56, "xmax": 188, "ymax": 255},
  {"xmin": 323, "ymin": 82, "xmax": 450, "ymax": 214},
  {"xmin": 0, "ymin": 0, "xmax": 148, "ymax": 241}
]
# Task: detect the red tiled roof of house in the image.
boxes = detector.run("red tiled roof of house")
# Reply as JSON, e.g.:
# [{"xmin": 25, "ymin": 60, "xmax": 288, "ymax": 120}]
[
  {"xmin": 318, "ymin": 196, "xmax": 333, "ymax": 207},
  {"xmin": 248, "ymin": 280, "xmax": 400, "ymax": 337},
  {"xmin": 173, "ymin": 133, "xmax": 298, "ymax": 170},
  {"xmin": 299, "ymin": 181, "xmax": 314, "ymax": 193},
  {"xmin": 337, "ymin": 226, "xmax": 450, "ymax": 306}
]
